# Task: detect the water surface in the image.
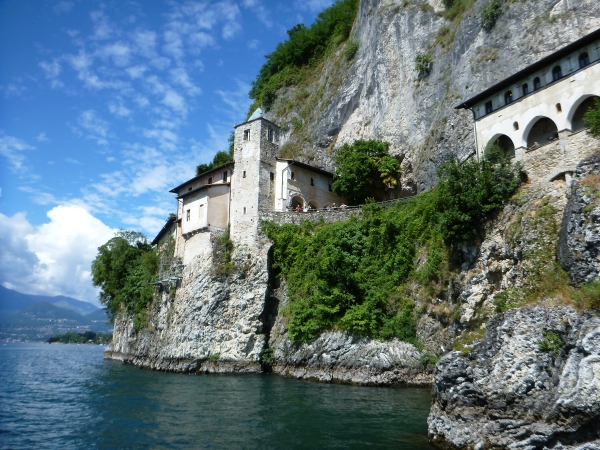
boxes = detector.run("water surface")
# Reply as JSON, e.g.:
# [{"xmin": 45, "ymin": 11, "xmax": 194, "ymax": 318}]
[{"xmin": 0, "ymin": 343, "xmax": 434, "ymax": 449}]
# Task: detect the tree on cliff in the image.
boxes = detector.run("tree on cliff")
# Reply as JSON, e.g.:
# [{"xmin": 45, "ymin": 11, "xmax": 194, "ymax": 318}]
[
  {"xmin": 91, "ymin": 230, "xmax": 157, "ymax": 329},
  {"xmin": 583, "ymin": 98, "xmax": 600, "ymax": 138},
  {"xmin": 332, "ymin": 140, "xmax": 401, "ymax": 204}
]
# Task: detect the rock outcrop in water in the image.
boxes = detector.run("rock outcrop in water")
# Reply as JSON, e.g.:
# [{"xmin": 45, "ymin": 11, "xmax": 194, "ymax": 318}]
[{"xmin": 428, "ymin": 305, "xmax": 600, "ymax": 449}]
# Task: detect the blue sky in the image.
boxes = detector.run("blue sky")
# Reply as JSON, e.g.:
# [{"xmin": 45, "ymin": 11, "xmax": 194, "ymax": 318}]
[{"xmin": 0, "ymin": 0, "xmax": 335, "ymax": 304}]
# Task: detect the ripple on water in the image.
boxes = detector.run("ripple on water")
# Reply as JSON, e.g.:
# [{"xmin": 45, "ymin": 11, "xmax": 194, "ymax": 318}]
[{"xmin": 0, "ymin": 343, "xmax": 434, "ymax": 449}]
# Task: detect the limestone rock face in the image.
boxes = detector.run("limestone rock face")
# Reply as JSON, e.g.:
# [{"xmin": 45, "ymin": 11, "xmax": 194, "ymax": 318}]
[
  {"xmin": 428, "ymin": 306, "xmax": 600, "ymax": 449},
  {"xmin": 560, "ymin": 153, "xmax": 600, "ymax": 285},
  {"xmin": 105, "ymin": 242, "xmax": 271, "ymax": 373},
  {"xmin": 267, "ymin": 0, "xmax": 600, "ymax": 191}
]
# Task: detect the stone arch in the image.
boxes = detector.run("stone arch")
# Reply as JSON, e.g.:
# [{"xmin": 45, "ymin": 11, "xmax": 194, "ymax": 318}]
[
  {"xmin": 290, "ymin": 195, "xmax": 304, "ymax": 208},
  {"xmin": 568, "ymin": 95, "xmax": 600, "ymax": 131},
  {"xmin": 486, "ymin": 134, "xmax": 515, "ymax": 158},
  {"xmin": 307, "ymin": 200, "xmax": 319, "ymax": 210},
  {"xmin": 524, "ymin": 116, "xmax": 558, "ymax": 147}
]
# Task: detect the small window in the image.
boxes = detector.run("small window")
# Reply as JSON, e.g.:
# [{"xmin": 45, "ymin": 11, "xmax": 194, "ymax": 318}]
[
  {"xmin": 222, "ymin": 171, "xmax": 227, "ymax": 182},
  {"xmin": 243, "ymin": 129, "xmax": 250, "ymax": 141},
  {"xmin": 207, "ymin": 177, "xmax": 212, "ymax": 184},
  {"xmin": 522, "ymin": 83, "xmax": 529, "ymax": 96},
  {"xmin": 513, "ymin": 121, "xmax": 519, "ymax": 131},
  {"xmin": 186, "ymin": 209, "xmax": 190, "ymax": 221},
  {"xmin": 270, "ymin": 172, "xmax": 274, "ymax": 181},
  {"xmin": 485, "ymin": 101, "xmax": 493, "ymax": 114},
  {"xmin": 579, "ymin": 52, "xmax": 590, "ymax": 68},
  {"xmin": 291, "ymin": 171, "xmax": 295, "ymax": 180},
  {"xmin": 267, "ymin": 128, "xmax": 274, "ymax": 142},
  {"xmin": 199, "ymin": 204, "xmax": 204, "ymax": 216},
  {"xmin": 243, "ymin": 170, "xmax": 246, "ymax": 178},
  {"xmin": 556, "ymin": 103, "xmax": 562, "ymax": 113},
  {"xmin": 552, "ymin": 66, "xmax": 562, "ymax": 81},
  {"xmin": 188, "ymin": 186, "xmax": 192, "ymax": 191},
  {"xmin": 243, "ymin": 207, "xmax": 246, "ymax": 214},
  {"xmin": 310, "ymin": 178, "xmax": 314, "ymax": 186},
  {"xmin": 504, "ymin": 91, "xmax": 513, "ymax": 105},
  {"xmin": 328, "ymin": 183, "xmax": 332, "ymax": 192},
  {"xmin": 533, "ymin": 77, "xmax": 541, "ymax": 90}
]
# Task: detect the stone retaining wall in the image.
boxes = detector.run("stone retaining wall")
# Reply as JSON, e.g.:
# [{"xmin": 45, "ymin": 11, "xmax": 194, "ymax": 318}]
[{"xmin": 259, "ymin": 208, "xmax": 361, "ymax": 225}]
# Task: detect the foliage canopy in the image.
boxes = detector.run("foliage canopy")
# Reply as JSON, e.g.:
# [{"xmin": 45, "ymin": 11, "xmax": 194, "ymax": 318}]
[
  {"xmin": 332, "ymin": 140, "xmax": 401, "ymax": 204},
  {"xmin": 583, "ymin": 97, "xmax": 600, "ymax": 138},
  {"xmin": 91, "ymin": 230, "xmax": 158, "ymax": 330},
  {"xmin": 249, "ymin": 0, "xmax": 359, "ymax": 110}
]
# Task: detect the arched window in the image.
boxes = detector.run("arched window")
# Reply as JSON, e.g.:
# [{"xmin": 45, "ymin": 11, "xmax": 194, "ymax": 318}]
[
  {"xmin": 504, "ymin": 91, "xmax": 513, "ymax": 105},
  {"xmin": 485, "ymin": 101, "xmax": 493, "ymax": 114},
  {"xmin": 522, "ymin": 83, "xmax": 529, "ymax": 96},
  {"xmin": 526, "ymin": 117, "xmax": 558, "ymax": 147},
  {"xmin": 579, "ymin": 52, "xmax": 590, "ymax": 68},
  {"xmin": 552, "ymin": 66, "xmax": 562, "ymax": 81},
  {"xmin": 533, "ymin": 77, "xmax": 541, "ymax": 90},
  {"xmin": 570, "ymin": 95, "xmax": 600, "ymax": 131}
]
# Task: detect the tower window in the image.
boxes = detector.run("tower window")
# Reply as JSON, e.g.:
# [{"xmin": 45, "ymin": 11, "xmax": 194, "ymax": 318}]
[
  {"xmin": 222, "ymin": 171, "xmax": 227, "ymax": 182},
  {"xmin": 522, "ymin": 83, "xmax": 529, "ymax": 96},
  {"xmin": 270, "ymin": 172, "xmax": 274, "ymax": 181},
  {"xmin": 485, "ymin": 101, "xmax": 493, "ymax": 114},
  {"xmin": 291, "ymin": 171, "xmax": 295, "ymax": 180},
  {"xmin": 188, "ymin": 186, "xmax": 192, "ymax": 191},
  {"xmin": 328, "ymin": 183, "xmax": 332, "ymax": 192},
  {"xmin": 243, "ymin": 170, "xmax": 246, "ymax": 178},
  {"xmin": 504, "ymin": 91, "xmax": 513, "ymax": 105},
  {"xmin": 533, "ymin": 77, "xmax": 541, "ymax": 90},
  {"xmin": 207, "ymin": 177, "xmax": 212, "ymax": 184},
  {"xmin": 267, "ymin": 128, "xmax": 274, "ymax": 142},
  {"xmin": 552, "ymin": 66, "xmax": 562, "ymax": 81},
  {"xmin": 513, "ymin": 121, "xmax": 519, "ymax": 131},
  {"xmin": 579, "ymin": 52, "xmax": 590, "ymax": 68},
  {"xmin": 311, "ymin": 178, "xmax": 314, "ymax": 186},
  {"xmin": 186, "ymin": 209, "xmax": 190, "ymax": 221},
  {"xmin": 556, "ymin": 103, "xmax": 562, "ymax": 113},
  {"xmin": 244, "ymin": 129, "xmax": 250, "ymax": 141},
  {"xmin": 243, "ymin": 207, "xmax": 246, "ymax": 214}
]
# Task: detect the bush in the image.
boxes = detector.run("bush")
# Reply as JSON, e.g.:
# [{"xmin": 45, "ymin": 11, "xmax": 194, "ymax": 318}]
[
  {"xmin": 574, "ymin": 280, "xmax": 600, "ymax": 310},
  {"xmin": 332, "ymin": 140, "xmax": 401, "ymax": 204},
  {"xmin": 539, "ymin": 329, "xmax": 563, "ymax": 355},
  {"xmin": 437, "ymin": 144, "xmax": 524, "ymax": 243},
  {"xmin": 344, "ymin": 38, "xmax": 360, "ymax": 60},
  {"xmin": 249, "ymin": 0, "xmax": 359, "ymax": 109},
  {"xmin": 583, "ymin": 98, "xmax": 600, "ymax": 138},
  {"xmin": 414, "ymin": 53, "xmax": 433, "ymax": 76},
  {"xmin": 481, "ymin": 0, "xmax": 503, "ymax": 31}
]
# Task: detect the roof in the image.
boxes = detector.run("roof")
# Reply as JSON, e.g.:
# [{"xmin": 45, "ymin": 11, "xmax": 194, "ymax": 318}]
[
  {"xmin": 234, "ymin": 109, "xmax": 279, "ymax": 129},
  {"xmin": 177, "ymin": 182, "xmax": 230, "ymax": 199},
  {"xmin": 277, "ymin": 158, "xmax": 335, "ymax": 177},
  {"xmin": 248, "ymin": 107, "xmax": 264, "ymax": 121},
  {"xmin": 169, "ymin": 161, "xmax": 233, "ymax": 193},
  {"xmin": 455, "ymin": 27, "xmax": 600, "ymax": 109},
  {"xmin": 151, "ymin": 216, "xmax": 176, "ymax": 246}
]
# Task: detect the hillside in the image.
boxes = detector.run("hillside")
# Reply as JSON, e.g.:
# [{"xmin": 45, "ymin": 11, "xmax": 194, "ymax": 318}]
[{"xmin": 0, "ymin": 285, "xmax": 99, "ymax": 318}]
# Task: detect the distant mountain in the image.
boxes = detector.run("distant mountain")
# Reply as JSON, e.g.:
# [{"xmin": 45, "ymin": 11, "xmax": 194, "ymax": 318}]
[
  {"xmin": 0, "ymin": 290, "xmax": 112, "ymax": 342},
  {"xmin": 0, "ymin": 285, "xmax": 99, "ymax": 317}
]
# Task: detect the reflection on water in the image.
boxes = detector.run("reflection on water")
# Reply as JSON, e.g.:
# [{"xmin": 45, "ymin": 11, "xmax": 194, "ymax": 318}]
[{"xmin": 0, "ymin": 343, "xmax": 434, "ymax": 449}]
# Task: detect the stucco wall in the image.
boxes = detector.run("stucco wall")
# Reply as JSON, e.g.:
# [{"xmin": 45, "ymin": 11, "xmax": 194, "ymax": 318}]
[
  {"xmin": 181, "ymin": 189, "xmax": 208, "ymax": 235},
  {"xmin": 207, "ymin": 184, "xmax": 230, "ymax": 229}
]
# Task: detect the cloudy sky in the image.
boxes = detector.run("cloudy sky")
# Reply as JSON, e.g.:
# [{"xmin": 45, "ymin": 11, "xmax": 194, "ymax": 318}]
[{"xmin": 0, "ymin": 0, "xmax": 334, "ymax": 305}]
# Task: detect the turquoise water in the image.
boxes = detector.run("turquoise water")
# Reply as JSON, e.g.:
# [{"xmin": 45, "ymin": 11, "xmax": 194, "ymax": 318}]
[{"xmin": 0, "ymin": 343, "xmax": 435, "ymax": 449}]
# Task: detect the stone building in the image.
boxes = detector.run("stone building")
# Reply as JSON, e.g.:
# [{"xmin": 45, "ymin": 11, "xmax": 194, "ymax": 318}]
[
  {"xmin": 456, "ymin": 28, "xmax": 600, "ymax": 163},
  {"xmin": 154, "ymin": 108, "xmax": 346, "ymax": 263}
]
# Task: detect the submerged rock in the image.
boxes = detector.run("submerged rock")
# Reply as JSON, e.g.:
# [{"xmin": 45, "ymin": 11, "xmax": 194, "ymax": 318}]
[{"xmin": 428, "ymin": 305, "xmax": 600, "ymax": 449}]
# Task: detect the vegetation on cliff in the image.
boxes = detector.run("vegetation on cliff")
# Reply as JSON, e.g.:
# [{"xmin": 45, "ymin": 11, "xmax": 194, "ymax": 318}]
[
  {"xmin": 584, "ymin": 98, "xmax": 600, "ymax": 137},
  {"xmin": 265, "ymin": 145, "xmax": 523, "ymax": 344},
  {"xmin": 47, "ymin": 331, "xmax": 112, "ymax": 344},
  {"xmin": 91, "ymin": 230, "xmax": 157, "ymax": 331},
  {"xmin": 248, "ymin": 0, "xmax": 359, "ymax": 111}
]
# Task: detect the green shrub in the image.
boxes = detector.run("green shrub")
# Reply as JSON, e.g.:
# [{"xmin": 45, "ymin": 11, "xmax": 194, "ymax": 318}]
[
  {"xmin": 209, "ymin": 353, "xmax": 220, "ymax": 362},
  {"xmin": 574, "ymin": 280, "xmax": 600, "ymax": 310},
  {"xmin": 583, "ymin": 98, "xmax": 600, "ymax": 138},
  {"xmin": 539, "ymin": 329, "xmax": 563, "ymax": 355},
  {"xmin": 260, "ymin": 346, "xmax": 275, "ymax": 370},
  {"xmin": 249, "ymin": 0, "xmax": 359, "ymax": 110},
  {"xmin": 332, "ymin": 140, "xmax": 401, "ymax": 204},
  {"xmin": 481, "ymin": 0, "xmax": 503, "ymax": 31},
  {"xmin": 344, "ymin": 39, "xmax": 359, "ymax": 60},
  {"xmin": 414, "ymin": 53, "xmax": 433, "ymax": 76},
  {"xmin": 437, "ymin": 144, "xmax": 524, "ymax": 243}
]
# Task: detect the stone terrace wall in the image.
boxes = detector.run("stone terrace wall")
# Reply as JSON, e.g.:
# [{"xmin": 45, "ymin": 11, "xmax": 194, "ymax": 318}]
[
  {"xmin": 521, "ymin": 129, "xmax": 599, "ymax": 182},
  {"xmin": 259, "ymin": 208, "xmax": 361, "ymax": 226}
]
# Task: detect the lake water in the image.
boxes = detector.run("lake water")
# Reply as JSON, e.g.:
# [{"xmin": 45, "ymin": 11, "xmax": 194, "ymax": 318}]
[{"xmin": 0, "ymin": 343, "xmax": 435, "ymax": 449}]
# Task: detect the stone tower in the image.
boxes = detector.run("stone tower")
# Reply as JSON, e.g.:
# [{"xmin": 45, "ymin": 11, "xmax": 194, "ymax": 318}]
[{"xmin": 229, "ymin": 108, "xmax": 279, "ymax": 245}]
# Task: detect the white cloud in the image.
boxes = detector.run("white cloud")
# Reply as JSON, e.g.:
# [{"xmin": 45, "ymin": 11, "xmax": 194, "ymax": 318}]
[
  {"xmin": 99, "ymin": 41, "xmax": 132, "ymax": 66},
  {"xmin": 36, "ymin": 132, "xmax": 50, "ymax": 142},
  {"xmin": 294, "ymin": 0, "xmax": 335, "ymax": 12},
  {"xmin": 2, "ymin": 83, "xmax": 27, "ymax": 97},
  {"xmin": 77, "ymin": 110, "xmax": 110, "ymax": 145},
  {"xmin": 214, "ymin": 78, "xmax": 252, "ymax": 120},
  {"xmin": 162, "ymin": 89, "xmax": 187, "ymax": 115},
  {"xmin": 170, "ymin": 67, "xmax": 201, "ymax": 95},
  {"xmin": 90, "ymin": 10, "xmax": 114, "ymax": 41},
  {"xmin": 65, "ymin": 157, "xmax": 82, "ymax": 165},
  {"xmin": 241, "ymin": 0, "xmax": 272, "ymax": 28},
  {"xmin": 247, "ymin": 39, "xmax": 259, "ymax": 49},
  {"xmin": 54, "ymin": 1, "xmax": 74, "ymax": 15},
  {"xmin": 108, "ymin": 98, "xmax": 131, "ymax": 117},
  {"xmin": 0, "ymin": 132, "xmax": 35, "ymax": 173},
  {"xmin": 0, "ymin": 206, "xmax": 115, "ymax": 305}
]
